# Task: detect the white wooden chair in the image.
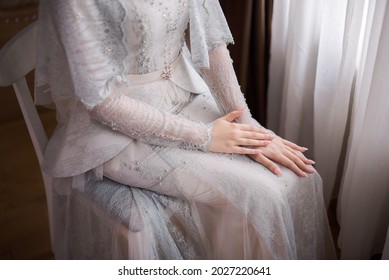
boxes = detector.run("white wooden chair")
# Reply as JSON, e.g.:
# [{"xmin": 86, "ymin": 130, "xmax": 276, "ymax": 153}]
[
  {"xmin": 0, "ymin": 22, "xmax": 56, "ymax": 246},
  {"xmin": 0, "ymin": 22, "xmax": 186, "ymax": 260}
]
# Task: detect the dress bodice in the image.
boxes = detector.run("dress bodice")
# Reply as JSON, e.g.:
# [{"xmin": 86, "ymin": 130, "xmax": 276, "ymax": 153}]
[
  {"xmin": 36, "ymin": 0, "xmax": 234, "ymax": 177},
  {"xmin": 120, "ymin": 0, "xmax": 189, "ymax": 74}
]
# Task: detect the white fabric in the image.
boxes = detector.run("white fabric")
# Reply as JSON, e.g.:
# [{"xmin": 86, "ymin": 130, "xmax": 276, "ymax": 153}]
[
  {"xmin": 337, "ymin": 0, "xmax": 389, "ymax": 259},
  {"xmin": 35, "ymin": 0, "xmax": 229, "ymax": 177},
  {"xmin": 90, "ymin": 57, "xmax": 211, "ymax": 152},
  {"xmin": 103, "ymin": 85, "xmax": 334, "ymax": 259},
  {"xmin": 268, "ymin": 0, "xmax": 325, "ymax": 155},
  {"xmin": 269, "ymin": 0, "xmax": 389, "ymax": 259},
  {"xmin": 200, "ymin": 45, "xmax": 259, "ymax": 127},
  {"xmin": 188, "ymin": 0, "xmax": 234, "ymax": 67},
  {"xmin": 36, "ymin": 0, "xmax": 335, "ymax": 259}
]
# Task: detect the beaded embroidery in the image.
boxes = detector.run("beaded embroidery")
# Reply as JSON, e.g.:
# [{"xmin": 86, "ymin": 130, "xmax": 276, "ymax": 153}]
[
  {"xmin": 126, "ymin": 0, "xmax": 189, "ymax": 74},
  {"xmin": 161, "ymin": 65, "xmax": 173, "ymax": 80}
]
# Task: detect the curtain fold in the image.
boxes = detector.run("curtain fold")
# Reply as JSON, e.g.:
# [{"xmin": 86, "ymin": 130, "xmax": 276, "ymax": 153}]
[
  {"xmin": 268, "ymin": 0, "xmax": 389, "ymax": 259},
  {"xmin": 315, "ymin": 0, "xmax": 365, "ymax": 205},
  {"xmin": 268, "ymin": 0, "xmax": 326, "ymax": 159},
  {"xmin": 337, "ymin": 0, "xmax": 389, "ymax": 259}
]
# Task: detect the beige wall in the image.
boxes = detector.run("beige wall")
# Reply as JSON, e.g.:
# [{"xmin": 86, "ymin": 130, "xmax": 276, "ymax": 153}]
[{"xmin": 0, "ymin": 1, "xmax": 38, "ymax": 123}]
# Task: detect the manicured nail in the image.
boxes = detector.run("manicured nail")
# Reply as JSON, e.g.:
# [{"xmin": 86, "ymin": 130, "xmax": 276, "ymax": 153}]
[
  {"xmin": 309, "ymin": 160, "xmax": 316, "ymax": 164},
  {"xmin": 274, "ymin": 167, "xmax": 282, "ymax": 176},
  {"xmin": 302, "ymin": 147, "xmax": 309, "ymax": 151}
]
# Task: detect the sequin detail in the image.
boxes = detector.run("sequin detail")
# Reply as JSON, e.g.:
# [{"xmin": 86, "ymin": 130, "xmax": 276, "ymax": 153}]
[
  {"xmin": 161, "ymin": 65, "xmax": 173, "ymax": 80},
  {"xmin": 125, "ymin": 0, "xmax": 189, "ymax": 74}
]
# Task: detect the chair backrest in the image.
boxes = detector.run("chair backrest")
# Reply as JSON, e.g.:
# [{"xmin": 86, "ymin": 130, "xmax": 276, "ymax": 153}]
[
  {"xmin": 0, "ymin": 21, "xmax": 54, "ymax": 246},
  {"xmin": 0, "ymin": 21, "xmax": 47, "ymax": 164}
]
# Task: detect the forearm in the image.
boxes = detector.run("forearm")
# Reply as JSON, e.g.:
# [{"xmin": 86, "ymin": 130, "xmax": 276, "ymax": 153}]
[
  {"xmin": 89, "ymin": 88, "xmax": 211, "ymax": 151},
  {"xmin": 200, "ymin": 44, "xmax": 260, "ymax": 127}
]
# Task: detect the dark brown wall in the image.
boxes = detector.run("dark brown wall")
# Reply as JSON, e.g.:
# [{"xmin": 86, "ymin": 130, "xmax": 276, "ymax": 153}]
[{"xmin": 0, "ymin": 3, "xmax": 38, "ymax": 123}]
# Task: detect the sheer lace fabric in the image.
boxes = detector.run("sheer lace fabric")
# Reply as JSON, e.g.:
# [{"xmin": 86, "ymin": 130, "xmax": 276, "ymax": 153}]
[
  {"xmin": 52, "ymin": 177, "xmax": 208, "ymax": 259},
  {"xmin": 102, "ymin": 89, "xmax": 336, "ymax": 259},
  {"xmin": 201, "ymin": 44, "xmax": 259, "ymax": 127},
  {"xmin": 35, "ymin": 0, "xmax": 336, "ymax": 259},
  {"xmin": 55, "ymin": 89, "xmax": 335, "ymax": 259},
  {"xmin": 36, "ymin": 0, "xmax": 230, "ymax": 176},
  {"xmin": 188, "ymin": 0, "xmax": 234, "ymax": 67},
  {"xmin": 90, "ymin": 81, "xmax": 211, "ymax": 151}
]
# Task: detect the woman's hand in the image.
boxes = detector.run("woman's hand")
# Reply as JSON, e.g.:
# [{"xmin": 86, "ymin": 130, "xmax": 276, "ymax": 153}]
[
  {"xmin": 250, "ymin": 136, "xmax": 316, "ymax": 177},
  {"xmin": 208, "ymin": 110, "xmax": 274, "ymax": 154},
  {"xmin": 208, "ymin": 111, "xmax": 315, "ymax": 177}
]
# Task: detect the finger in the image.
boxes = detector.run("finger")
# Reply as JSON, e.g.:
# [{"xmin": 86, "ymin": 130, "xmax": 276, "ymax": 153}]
[
  {"xmin": 285, "ymin": 146, "xmax": 315, "ymax": 165},
  {"xmin": 222, "ymin": 110, "xmax": 244, "ymax": 122},
  {"xmin": 280, "ymin": 156, "xmax": 308, "ymax": 177},
  {"xmin": 238, "ymin": 124, "xmax": 271, "ymax": 134},
  {"xmin": 283, "ymin": 149, "xmax": 315, "ymax": 174},
  {"xmin": 238, "ymin": 139, "xmax": 271, "ymax": 147},
  {"xmin": 239, "ymin": 131, "xmax": 275, "ymax": 141},
  {"xmin": 255, "ymin": 153, "xmax": 282, "ymax": 176},
  {"xmin": 267, "ymin": 150, "xmax": 307, "ymax": 177},
  {"xmin": 282, "ymin": 139, "xmax": 307, "ymax": 152},
  {"xmin": 231, "ymin": 146, "xmax": 262, "ymax": 155}
]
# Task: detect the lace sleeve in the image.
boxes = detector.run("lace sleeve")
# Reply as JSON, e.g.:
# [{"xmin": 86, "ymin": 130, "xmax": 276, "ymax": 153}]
[
  {"xmin": 45, "ymin": 0, "xmax": 127, "ymax": 108},
  {"xmin": 189, "ymin": 0, "xmax": 234, "ymax": 68},
  {"xmin": 200, "ymin": 44, "xmax": 261, "ymax": 127},
  {"xmin": 90, "ymin": 82, "xmax": 211, "ymax": 151},
  {"xmin": 44, "ymin": 0, "xmax": 211, "ymax": 151}
]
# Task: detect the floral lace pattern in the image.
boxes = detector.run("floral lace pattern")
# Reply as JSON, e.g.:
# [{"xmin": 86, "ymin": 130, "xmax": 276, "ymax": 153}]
[
  {"xmin": 36, "ymin": 0, "xmax": 229, "ymax": 176},
  {"xmin": 121, "ymin": 0, "xmax": 189, "ymax": 74},
  {"xmin": 200, "ymin": 44, "xmax": 261, "ymax": 127},
  {"xmin": 35, "ymin": 0, "xmax": 335, "ymax": 260},
  {"xmin": 90, "ymin": 82, "xmax": 211, "ymax": 151}
]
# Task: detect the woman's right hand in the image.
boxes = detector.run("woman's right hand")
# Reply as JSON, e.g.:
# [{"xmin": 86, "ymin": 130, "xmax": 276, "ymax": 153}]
[
  {"xmin": 208, "ymin": 110, "xmax": 274, "ymax": 154},
  {"xmin": 249, "ymin": 136, "xmax": 316, "ymax": 177}
]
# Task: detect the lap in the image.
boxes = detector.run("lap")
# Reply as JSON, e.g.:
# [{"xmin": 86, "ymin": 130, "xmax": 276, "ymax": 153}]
[
  {"xmin": 103, "ymin": 89, "xmax": 321, "ymax": 209},
  {"xmin": 103, "ymin": 139, "xmax": 320, "ymax": 210}
]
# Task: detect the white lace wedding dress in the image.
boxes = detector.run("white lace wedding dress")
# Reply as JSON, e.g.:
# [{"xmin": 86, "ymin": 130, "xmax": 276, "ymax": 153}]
[{"xmin": 35, "ymin": 0, "xmax": 336, "ymax": 259}]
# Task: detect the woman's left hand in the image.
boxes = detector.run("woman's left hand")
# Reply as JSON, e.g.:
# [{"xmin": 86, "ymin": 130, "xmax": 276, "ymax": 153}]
[{"xmin": 249, "ymin": 136, "xmax": 316, "ymax": 177}]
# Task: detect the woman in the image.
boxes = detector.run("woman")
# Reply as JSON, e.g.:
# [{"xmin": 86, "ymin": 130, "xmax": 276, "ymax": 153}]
[{"xmin": 35, "ymin": 0, "xmax": 335, "ymax": 259}]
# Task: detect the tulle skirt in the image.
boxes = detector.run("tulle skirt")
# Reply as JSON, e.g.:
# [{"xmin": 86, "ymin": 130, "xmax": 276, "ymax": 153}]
[{"xmin": 51, "ymin": 82, "xmax": 336, "ymax": 259}]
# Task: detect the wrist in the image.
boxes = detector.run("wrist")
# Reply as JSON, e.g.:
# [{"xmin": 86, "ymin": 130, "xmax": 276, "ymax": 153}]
[{"xmin": 199, "ymin": 122, "xmax": 214, "ymax": 152}]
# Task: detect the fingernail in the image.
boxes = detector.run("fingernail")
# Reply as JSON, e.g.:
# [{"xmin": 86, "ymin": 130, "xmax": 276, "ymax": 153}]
[
  {"xmin": 309, "ymin": 160, "xmax": 316, "ymax": 164},
  {"xmin": 302, "ymin": 147, "xmax": 309, "ymax": 151},
  {"xmin": 274, "ymin": 167, "xmax": 282, "ymax": 176}
]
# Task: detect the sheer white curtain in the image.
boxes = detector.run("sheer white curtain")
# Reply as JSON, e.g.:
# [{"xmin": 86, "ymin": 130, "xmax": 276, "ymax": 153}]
[{"xmin": 268, "ymin": 0, "xmax": 389, "ymax": 259}]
